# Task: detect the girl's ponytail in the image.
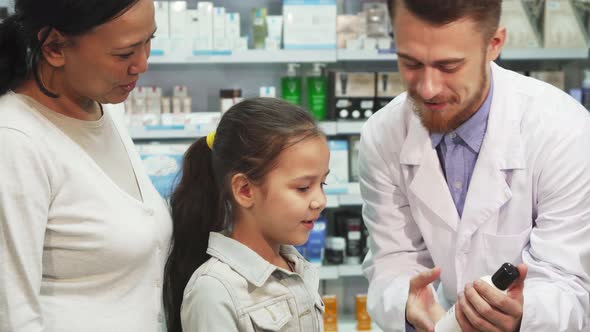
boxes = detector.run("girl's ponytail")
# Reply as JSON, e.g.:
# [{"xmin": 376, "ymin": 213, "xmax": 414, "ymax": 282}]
[{"xmin": 163, "ymin": 136, "xmax": 226, "ymax": 332}]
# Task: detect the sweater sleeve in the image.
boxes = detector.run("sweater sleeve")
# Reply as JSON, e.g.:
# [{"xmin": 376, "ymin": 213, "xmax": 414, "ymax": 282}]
[{"xmin": 0, "ymin": 128, "xmax": 52, "ymax": 332}]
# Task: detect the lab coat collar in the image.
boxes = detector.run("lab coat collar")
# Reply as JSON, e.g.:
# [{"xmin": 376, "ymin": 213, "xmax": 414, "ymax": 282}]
[{"xmin": 399, "ymin": 62, "xmax": 526, "ymax": 232}]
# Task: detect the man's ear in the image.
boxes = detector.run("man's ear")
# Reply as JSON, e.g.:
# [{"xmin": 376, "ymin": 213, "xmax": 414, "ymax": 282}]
[
  {"xmin": 231, "ymin": 173, "xmax": 255, "ymax": 209},
  {"xmin": 38, "ymin": 27, "xmax": 68, "ymax": 68},
  {"xmin": 486, "ymin": 26, "xmax": 506, "ymax": 62}
]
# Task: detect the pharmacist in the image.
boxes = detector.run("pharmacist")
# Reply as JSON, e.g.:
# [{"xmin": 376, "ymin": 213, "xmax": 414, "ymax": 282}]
[{"xmin": 359, "ymin": 1, "xmax": 590, "ymax": 332}]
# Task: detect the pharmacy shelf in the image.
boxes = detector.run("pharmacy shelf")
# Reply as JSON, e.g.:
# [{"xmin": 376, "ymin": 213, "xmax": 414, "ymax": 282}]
[
  {"xmin": 148, "ymin": 49, "xmax": 337, "ymax": 64},
  {"xmin": 130, "ymin": 121, "xmax": 365, "ymax": 140},
  {"xmin": 128, "ymin": 123, "xmax": 216, "ymax": 140},
  {"xmin": 337, "ymin": 49, "xmax": 398, "ymax": 62},
  {"xmin": 500, "ymin": 48, "xmax": 589, "ymax": 60},
  {"xmin": 319, "ymin": 265, "xmax": 364, "ymax": 280},
  {"xmin": 147, "ymin": 48, "xmax": 588, "ymax": 64},
  {"xmin": 325, "ymin": 193, "xmax": 363, "ymax": 208}
]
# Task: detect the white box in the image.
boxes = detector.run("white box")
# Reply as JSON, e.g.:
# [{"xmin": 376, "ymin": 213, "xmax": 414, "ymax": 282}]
[
  {"xmin": 265, "ymin": 37, "xmax": 280, "ymax": 50},
  {"xmin": 169, "ymin": 1, "xmax": 188, "ymax": 39},
  {"xmin": 363, "ymin": 37, "xmax": 377, "ymax": 50},
  {"xmin": 225, "ymin": 13, "xmax": 241, "ymax": 40},
  {"xmin": 197, "ymin": 2, "xmax": 213, "ymax": 51},
  {"xmin": 213, "ymin": 7, "xmax": 226, "ymax": 30},
  {"xmin": 213, "ymin": 7, "xmax": 226, "ymax": 50},
  {"xmin": 213, "ymin": 38, "xmax": 231, "ymax": 51},
  {"xmin": 266, "ymin": 15, "xmax": 283, "ymax": 47},
  {"xmin": 186, "ymin": 9, "xmax": 199, "ymax": 40},
  {"xmin": 233, "ymin": 37, "xmax": 248, "ymax": 50},
  {"xmin": 259, "ymin": 86, "xmax": 276, "ymax": 97},
  {"xmin": 345, "ymin": 38, "xmax": 362, "ymax": 50},
  {"xmin": 283, "ymin": 0, "xmax": 337, "ymax": 49},
  {"xmin": 377, "ymin": 37, "xmax": 392, "ymax": 50},
  {"xmin": 327, "ymin": 140, "xmax": 349, "ymax": 185},
  {"xmin": 153, "ymin": 1, "xmax": 170, "ymax": 39}
]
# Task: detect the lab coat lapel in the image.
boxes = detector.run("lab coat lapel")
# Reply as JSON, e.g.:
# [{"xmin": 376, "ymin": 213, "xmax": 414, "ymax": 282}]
[
  {"xmin": 459, "ymin": 63, "xmax": 526, "ymax": 239},
  {"xmin": 402, "ymin": 112, "xmax": 460, "ymax": 232}
]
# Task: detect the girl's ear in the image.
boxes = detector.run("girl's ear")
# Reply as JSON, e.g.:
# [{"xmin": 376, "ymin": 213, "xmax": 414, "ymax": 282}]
[{"xmin": 231, "ymin": 173, "xmax": 255, "ymax": 209}]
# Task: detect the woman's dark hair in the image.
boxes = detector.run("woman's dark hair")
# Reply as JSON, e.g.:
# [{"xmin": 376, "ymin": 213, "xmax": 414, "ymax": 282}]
[
  {"xmin": 390, "ymin": 0, "xmax": 502, "ymax": 40},
  {"xmin": 0, "ymin": 0, "xmax": 140, "ymax": 97},
  {"xmin": 163, "ymin": 97, "xmax": 324, "ymax": 332}
]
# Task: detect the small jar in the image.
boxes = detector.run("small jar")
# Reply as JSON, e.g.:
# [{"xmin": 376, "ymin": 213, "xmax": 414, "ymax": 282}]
[{"xmin": 325, "ymin": 237, "xmax": 346, "ymax": 265}]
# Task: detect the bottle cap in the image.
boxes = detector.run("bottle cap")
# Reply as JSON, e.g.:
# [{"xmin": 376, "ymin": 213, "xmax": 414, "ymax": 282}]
[{"xmin": 491, "ymin": 262, "xmax": 520, "ymax": 291}]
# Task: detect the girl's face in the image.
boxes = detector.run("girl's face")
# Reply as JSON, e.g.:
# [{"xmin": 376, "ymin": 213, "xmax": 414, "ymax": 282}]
[{"xmin": 251, "ymin": 135, "xmax": 330, "ymax": 246}]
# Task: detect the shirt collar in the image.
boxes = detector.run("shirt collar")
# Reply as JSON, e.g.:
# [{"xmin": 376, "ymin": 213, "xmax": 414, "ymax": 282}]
[
  {"xmin": 431, "ymin": 70, "xmax": 494, "ymax": 153},
  {"xmin": 206, "ymin": 232, "xmax": 314, "ymax": 288}
]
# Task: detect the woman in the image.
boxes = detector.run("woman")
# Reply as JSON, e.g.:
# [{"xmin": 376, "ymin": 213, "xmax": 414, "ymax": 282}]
[{"xmin": 0, "ymin": 0, "xmax": 171, "ymax": 331}]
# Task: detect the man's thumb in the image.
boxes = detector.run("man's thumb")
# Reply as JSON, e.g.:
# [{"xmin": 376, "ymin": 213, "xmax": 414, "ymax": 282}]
[{"xmin": 410, "ymin": 267, "xmax": 441, "ymax": 291}]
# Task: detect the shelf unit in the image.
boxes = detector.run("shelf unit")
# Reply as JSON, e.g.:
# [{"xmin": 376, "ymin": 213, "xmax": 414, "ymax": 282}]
[
  {"xmin": 148, "ymin": 49, "xmax": 337, "ymax": 64},
  {"xmin": 319, "ymin": 264, "xmax": 364, "ymax": 280},
  {"xmin": 500, "ymin": 48, "xmax": 589, "ymax": 60},
  {"xmin": 128, "ymin": 120, "xmax": 364, "ymax": 140},
  {"xmin": 147, "ymin": 48, "xmax": 588, "ymax": 65}
]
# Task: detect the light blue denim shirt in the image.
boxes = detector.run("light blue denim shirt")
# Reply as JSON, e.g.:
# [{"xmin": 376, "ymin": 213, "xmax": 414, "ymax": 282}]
[
  {"xmin": 181, "ymin": 232, "xmax": 325, "ymax": 332},
  {"xmin": 430, "ymin": 77, "xmax": 494, "ymax": 218}
]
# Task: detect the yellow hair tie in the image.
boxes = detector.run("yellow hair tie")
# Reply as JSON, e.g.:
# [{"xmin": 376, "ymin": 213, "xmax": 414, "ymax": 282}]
[{"xmin": 206, "ymin": 131, "xmax": 216, "ymax": 150}]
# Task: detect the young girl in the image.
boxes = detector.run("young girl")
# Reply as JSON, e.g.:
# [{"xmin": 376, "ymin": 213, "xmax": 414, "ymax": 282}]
[{"xmin": 163, "ymin": 97, "xmax": 330, "ymax": 332}]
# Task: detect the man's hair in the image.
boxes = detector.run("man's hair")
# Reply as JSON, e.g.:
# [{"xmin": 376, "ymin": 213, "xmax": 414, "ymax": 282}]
[{"xmin": 390, "ymin": 0, "xmax": 501, "ymax": 39}]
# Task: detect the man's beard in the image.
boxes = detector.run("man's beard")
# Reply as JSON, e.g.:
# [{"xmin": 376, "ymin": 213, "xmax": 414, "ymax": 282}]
[{"xmin": 408, "ymin": 65, "xmax": 488, "ymax": 134}]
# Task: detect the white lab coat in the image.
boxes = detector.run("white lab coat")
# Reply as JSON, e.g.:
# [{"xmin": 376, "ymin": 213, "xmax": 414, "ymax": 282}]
[{"xmin": 359, "ymin": 62, "xmax": 590, "ymax": 332}]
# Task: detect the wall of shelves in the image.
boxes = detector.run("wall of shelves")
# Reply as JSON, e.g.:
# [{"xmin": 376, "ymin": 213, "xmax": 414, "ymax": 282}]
[{"xmin": 147, "ymin": 48, "xmax": 589, "ymax": 65}]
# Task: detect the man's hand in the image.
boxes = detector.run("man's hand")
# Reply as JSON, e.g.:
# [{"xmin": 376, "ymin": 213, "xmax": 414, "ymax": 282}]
[
  {"xmin": 406, "ymin": 267, "xmax": 446, "ymax": 332},
  {"xmin": 455, "ymin": 264, "xmax": 528, "ymax": 332}
]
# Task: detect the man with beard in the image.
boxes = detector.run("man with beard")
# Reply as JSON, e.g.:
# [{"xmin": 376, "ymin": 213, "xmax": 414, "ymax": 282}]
[{"xmin": 358, "ymin": 1, "xmax": 590, "ymax": 332}]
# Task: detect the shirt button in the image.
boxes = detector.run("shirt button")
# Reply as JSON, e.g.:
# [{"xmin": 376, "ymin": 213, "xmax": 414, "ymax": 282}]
[
  {"xmin": 449, "ymin": 131, "xmax": 457, "ymax": 139},
  {"xmin": 453, "ymin": 181, "xmax": 462, "ymax": 189}
]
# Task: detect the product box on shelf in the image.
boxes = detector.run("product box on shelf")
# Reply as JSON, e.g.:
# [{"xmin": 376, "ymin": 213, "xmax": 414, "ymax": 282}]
[
  {"xmin": 328, "ymin": 71, "xmax": 376, "ymax": 120},
  {"xmin": 152, "ymin": 1, "xmax": 170, "ymax": 56},
  {"xmin": 136, "ymin": 143, "xmax": 190, "ymax": 198},
  {"xmin": 337, "ymin": 15, "xmax": 360, "ymax": 49},
  {"xmin": 348, "ymin": 135, "xmax": 361, "ymax": 183},
  {"xmin": 326, "ymin": 139, "xmax": 350, "ymax": 194},
  {"xmin": 376, "ymin": 72, "xmax": 405, "ymax": 109},
  {"xmin": 305, "ymin": 217, "xmax": 327, "ymax": 265},
  {"xmin": 169, "ymin": 1, "xmax": 190, "ymax": 55},
  {"xmin": 283, "ymin": 0, "xmax": 337, "ymax": 49}
]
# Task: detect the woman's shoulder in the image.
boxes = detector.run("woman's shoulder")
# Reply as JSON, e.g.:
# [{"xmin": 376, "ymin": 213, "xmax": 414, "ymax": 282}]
[{"xmin": 0, "ymin": 92, "xmax": 52, "ymax": 138}]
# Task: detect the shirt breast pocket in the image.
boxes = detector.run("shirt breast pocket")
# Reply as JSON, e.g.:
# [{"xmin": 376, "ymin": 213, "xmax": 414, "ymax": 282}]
[{"xmin": 248, "ymin": 296, "xmax": 293, "ymax": 331}]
